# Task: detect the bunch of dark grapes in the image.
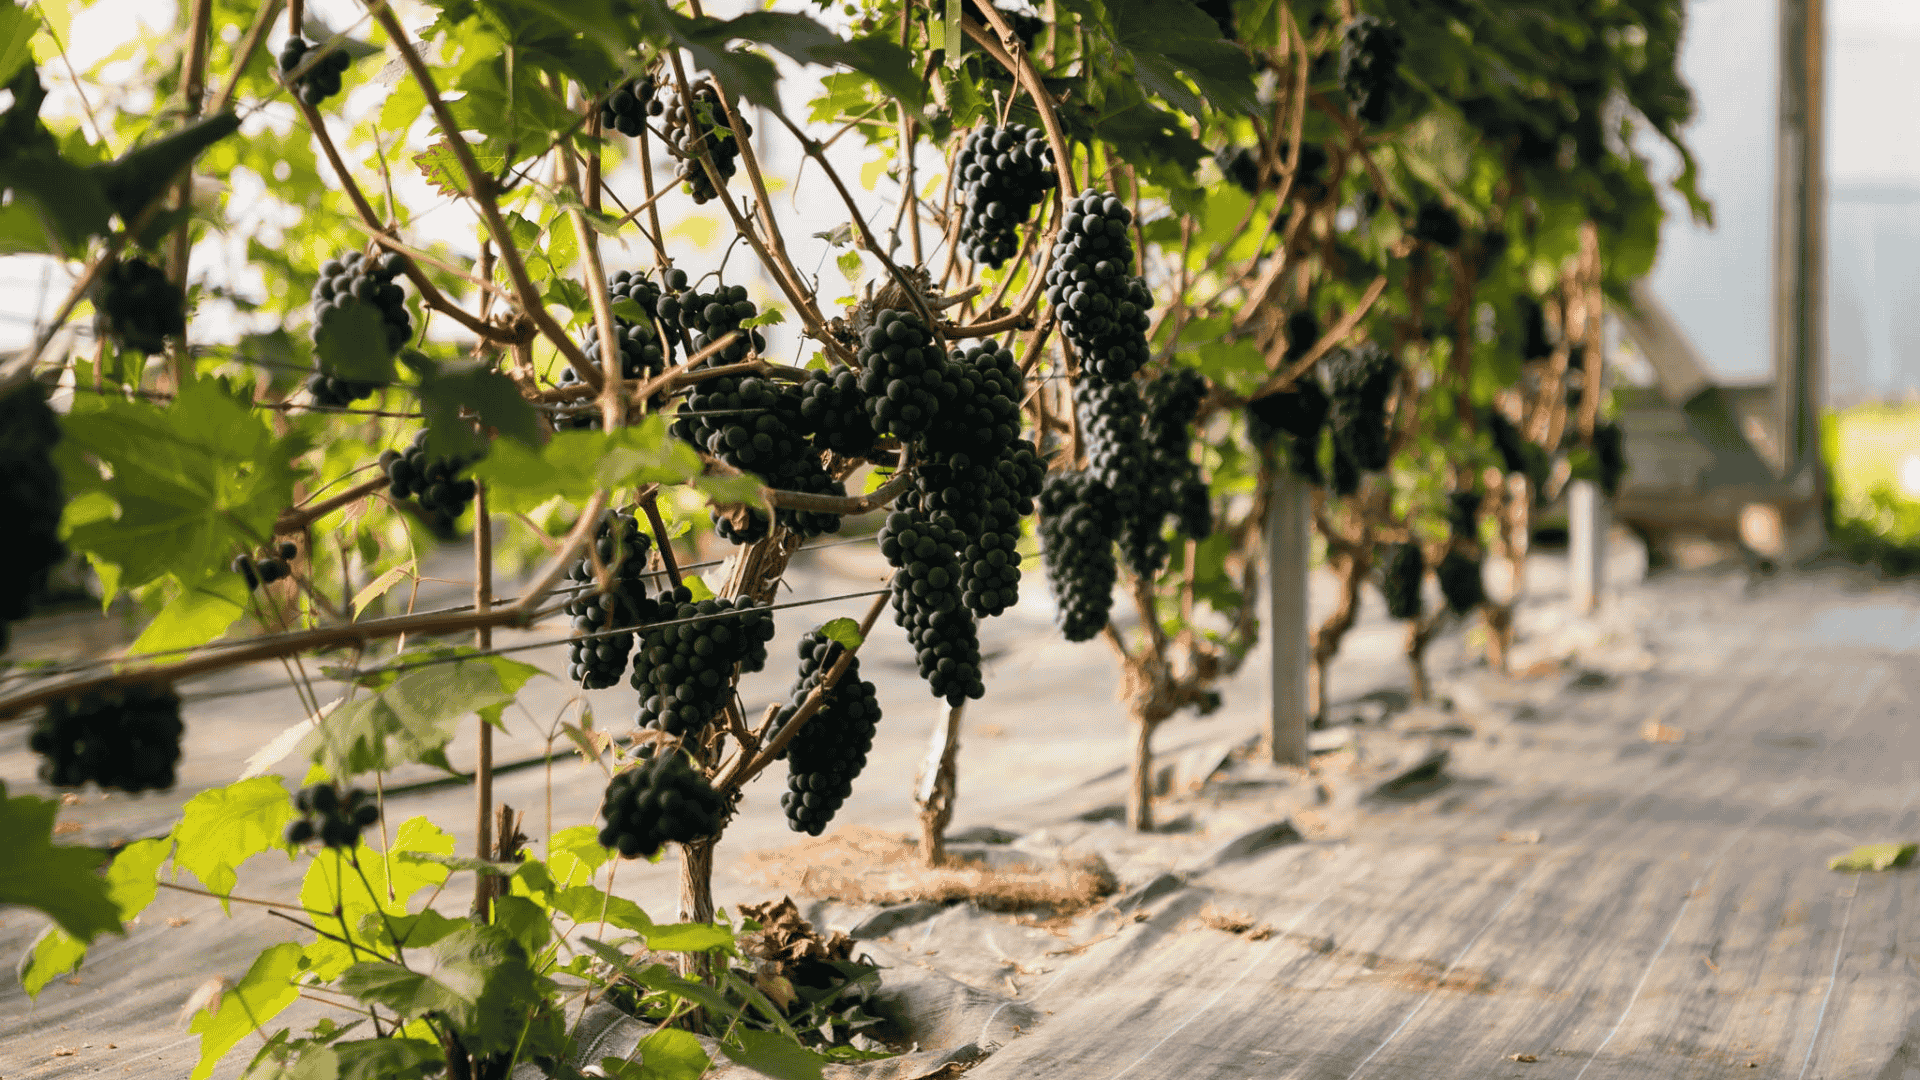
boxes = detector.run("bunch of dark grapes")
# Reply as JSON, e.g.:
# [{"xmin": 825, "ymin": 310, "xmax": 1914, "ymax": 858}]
[
  {"xmin": 285, "ymin": 784, "xmax": 380, "ymax": 848},
  {"xmin": 1045, "ymin": 190, "xmax": 1151, "ymax": 383},
  {"xmin": 597, "ymin": 749, "xmax": 727, "ymax": 859},
  {"xmin": 1248, "ymin": 312, "xmax": 1328, "ymax": 483},
  {"xmin": 382, "ymin": 430, "xmax": 480, "ymax": 532},
  {"xmin": 901, "ymin": 442, "xmax": 1044, "ymax": 619},
  {"xmin": 661, "ymin": 79, "xmax": 749, "ymax": 205},
  {"xmin": 776, "ymin": 624, "xmax": 884, "ymax": 836},
  {"xmin": 555, "ymin": 325, "xmax": 670, "ymax": 430},
  {"xmin": 880, "ymin": 506, "xmax": 985, "ymax": 706},
  {"xmin": 233, "ymin": 542, "xmax": 300, "ymax": 591},
  {"xmin": 1340, "ymin": 15, "xmax": 1405, "ymax": 126},
  {"xmin": 1436, "ymin": 551, "xmax": 1485, "ymax": 614},
  {"xmin": 797, "ymin": 365, "xmax": 882, "ymax": 460},
  {"xmin": 629, "ymin": 588, "xmax": 776, "ymax": 737},
  {"xmin": 1076, "ymin": 379, "xmax": 1170, "ymax": 577},
  {"xmin": 601, "ymin": 74, "xmax": 661, "ymax": 137},
  {"xmin": 307, "ymin": 251, "xmax": 411, "ymax": 407},
  {"xmin": 955, "ymin": 123, "xmax": 1057, "ymax": 268},
  {"xmin": 1411, "ymin": 201, "xmax": 1462, "ymax": 248},
  {"xmin": 0, "ymin": 384, "xmax": 67, "ymax": 656},
  {"xmin": 712, "ymin": 507, "xmax": 771, "ymax": 546},
  {"xmin": 857, "ymin": 309, "xmax": 955, "ymax": 444},
  {"xmin": 1518, "ymin": 296, "xmax": 1553, "ymax": 361},
  {"xmin": 1145, "ymin": 367, "xmax": 1213, "ymax": 541},
  {"xmin": 1324, "ymin": 342, "xmax": 1399, "ymax": 475},
  {"xmin": 95, "ymin": 256, "xmax": 185, "ymax": 356},
  {"xmin": 1036, "ymin": 472, "xmax": 1119, "ymax": 642},
  {"xmin": 656, "ymin": 279, "xmax": 766, "ymax": 365},
  {"xmin": 1593, "ymin": 421, "xmax": 1628, "ymax": 497},
  {"xmin": 563, "ymin": 511, "xmax": 654, "ymax": 689},
  {"xmin": 670, "ymin": 374, "xmax": 843, "ymax": 541},
  {"xmin": 30, "ymin": 684, "xmax": 182, "ymax": 793},
  {"xmin": 1216, "ymin": 146, "xmax": 1261, "ymax": 195},
  {"xmin": 1377, "ymin": 542, "xmax": 1425, "ymax": 620},
  {"xmin": 278, "ymin": 37, "xmax": 352, "ymax": 107},
  {"xmin": 928, "ymin": 341, "xmax": 1025, "ymax": 453},
  {"xmin": 1447, "ymin": 491, "xmax": 1482, "ymax": 541}
]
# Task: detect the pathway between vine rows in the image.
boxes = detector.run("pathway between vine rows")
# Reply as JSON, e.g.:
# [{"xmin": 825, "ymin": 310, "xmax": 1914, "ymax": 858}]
[{"xmin": 7, "ymin": 533, "xmax": 1920, "ymax": 1079}]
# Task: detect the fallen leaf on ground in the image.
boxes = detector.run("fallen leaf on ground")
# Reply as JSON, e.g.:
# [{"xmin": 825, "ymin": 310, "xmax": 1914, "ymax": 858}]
[
  {"xmin": 1499, "ymin": 830, "xmax": 1542, "ymax": 844},
  {"xmin": 1641, "ymin": 721, "xmax": 1684, "ymax": 743},
  {"xmin": 52, "ymin": 1047, "xmax": 77, "ymax": 1057},
  {"xmin": 166, "ymin": 917, "xmax": 190, "ymax": 928},
  {"xmin": 52, "ymin": 821, "xmax": 83, "ymax": 835},
  {"xmin": 1509, "ymin": 1053, "xmax": 1538, "ymax": 1063},
  {"xmin": 1828, "ymin": 843, "xmax": 1917, "ymax": 872}
]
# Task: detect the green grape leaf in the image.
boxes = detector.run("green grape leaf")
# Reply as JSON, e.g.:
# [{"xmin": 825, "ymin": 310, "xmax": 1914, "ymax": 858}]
[
  {"xmin": 545, "ymin": 824, "xmax": 611, "ymax": 887},
  {"xmin": 0, "ymin": 3, "xmax": 37, "ymax": 87},
  {"xmin": 298, "ymin": 656, "xmax": 528, "ymax": 778},
  {"xmin": 300, "ymin": 818, "xmax": 453, "ymax": 979},
  {"xmin": 693, "ymin": 472, "xmax": 768, "ymax": 509},
  {"xmin": 817, "ymin": 617, "xmax": 863, "ymax": 650},
  {"xmin": 17, "ymin": 923, "xmax": 89, "ymax": 998},
  {"xmin": 489, "ymin": 894, "xmax": 553, "ymax": 956},
  {"xmin": 579, "ymin": 938, "xmax": 741, "ymax": 1020},
  {"xmin": 641, "ymin": 922, "xmax": 736, "ymax": 954},
  {"xmin": 414, "ymin": 358, "xmax": 540, "ymax": 456},
  {"xmin": 58, "ymin": 378, "xmax": 305, "ymax": 596},
  {"xmin": 337, "ymin": 924, "xmax": 544, "ymax": 1058},
  {"xmin": 361, "ymin": 907, "xmax": 465, "ymax": 952},
  {"xmin": 104, "ymin": 836, "xmax": 171, "ymax": 924},
  {"xmin": 611, "ymin": 296, "xmax": 652, "ymax": 324},
  {"xmin": 170, "ymin": 777, "xmax": 295, "ymax": 906},
  {"xmin": 740, "ymin": 305, "xmax": 785, "ymax": 329},
  {"xmin": 467, "ymin": 420, "xmax": 704, "ymax": 514},
  {"xmin": 601, "ymin": 1029, "xmax": 710, "ymax": 1080},
  {"xmin": 1829, "ymin": 843, "xmax": 1917, "ymax": 872},
  {"xmin": 312, "ymin": 300, "xmax": 397, "ymax": 385},
  {"xmin": 289, "ymin": 1038, "xmax": 444, "ymax": 1080},
  {"xmin": 719, "ymin": 1028, "xmax": 827, "ymax": 1080},
  {"xmin": 90, "ymin": 111, "xmax": 241, "ymax": 224},
  {"xmin": 836, "ymin": 249, "xmax": 863, "ymax": 285},
  {"xmin": 127, "ymin": 573, "xmax": 250, "ymax": 657},
  {"xmin": 546, "ymin": 885, "xmax": 652, "ymax": 933},
  {"xmin": 188, "ymin": 943, "xmax": 306, "ymax": 1080}
]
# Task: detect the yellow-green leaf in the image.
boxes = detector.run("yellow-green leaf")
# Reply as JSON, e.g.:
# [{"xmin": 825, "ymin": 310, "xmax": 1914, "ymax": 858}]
[{"xmin": 1829, "ymin": 843, "xmax": 1917, "ymax": 872}]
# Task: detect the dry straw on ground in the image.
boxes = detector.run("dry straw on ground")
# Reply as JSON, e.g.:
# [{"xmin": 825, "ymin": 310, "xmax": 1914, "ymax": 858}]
[{"xmin": 739, "ymin": 825, "xmax": 1116, "ymax": 914}]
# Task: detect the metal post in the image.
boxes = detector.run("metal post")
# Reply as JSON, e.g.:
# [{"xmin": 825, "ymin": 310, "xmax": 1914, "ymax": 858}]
[
  {"xmin": 1774, "ymin": 0, "xmax": 1829, "ymax": 530},
  {"xmin": 1569, "ymin": 479, "xmax": 1606, "ymax": 615},
  {"xmin": 1267, "ymin": 472, "xmax": 1310, "ymax": 766}
]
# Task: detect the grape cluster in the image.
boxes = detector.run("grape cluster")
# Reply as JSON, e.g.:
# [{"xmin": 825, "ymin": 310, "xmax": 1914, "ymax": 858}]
[
  {"xmin": 308, "ymin": 251, "xmax": 411, "ymax": 407},
  {"xmin": 1247, "ymin": 312, "xmax": 1328, "ymax": 483},
  {"xmin": 1447, "ymin": 491, "xmax": 1482, "ymax": 539},
  {"xmin": 601, "ymin": 74, "xmax": 661, "ymax": 138},
  {"xmin": 0, "ymin": 384, "xmax": 66, "ymax": 656},
  {"xmin": 661, "ymin": 79, "xmax": 749, "ymax": 205},
  {"xmin": 1411, "ymin": 201, "xmax": 1462, "ymax": 248},
  {"xmin": 856, "ymin": 309, "xmax": 956, "ymax": 444},
  {"xmin": 1325, "ymin": 342, "xmax": 1399, "ymax": 484},
  {"xmin": 776, "ymin": 625, "xmax": 884, "ymax": 836},
  {"xmin": 1075, "ymin": 379, "xmax": 1170, "ymax": 577},
  {"xmin": 670, "ymin": 375, "xmax": 844, "ymax": 541},
  {"xmin": 1518, "ymin": 296, "xmax": 1553, "ymax": 361},
  {"xmin": 1436, "ymin": 551, "xmax": 1485, "ymax": 614},
  {"xmin": 279, "ymin": 36, "xmax": 352, "ymax": 107},
  {"xmin": 713, "ymin": 507, "xmax": 771, "ymax": 546},
  {"xmin": 902, "ymin": 441, "xmax": 1044, "ymax": 619},
  {"xmin": 30, "ymin": 684, "xmax": 182, "ymax": 793},
  {"xmin": 1145, "ymin": 367, "xmax": 1213, "ymax": 541},
  {"xmin": 1592, "ymin": 422, "xmax": 1628, "ymax": 498},
  {"xmin": 1340, "ymin": 15, "xmax": 1405, "ymax": 126},
  {"xmin": 880, "ymin": 507, "xmax": 985, "ymax": 706},
  {"xmin": 1036, "ymin": 472, "xmax": 1118, "ymax": 642},
  {"xmin": 95, "ymin": 256, "xmax": 186, "ymax": 356},
  {"xmin": 955, "ymin": 123, "xmax": 1057, "ymax": 268},
  {"xmin": 1046, "ymin": 190, "xmax": 1152, "ymax": 383},
  {"xmin": 657, "ymin": 278, "xmax": 767, "ymax": 365},
  {"xmin": 1216, "ymin": 146, "xmax": 1261, "ymax": 195},
  {"xmin": 797, "ymin": 366, "xmax": 882, "ymax": 460},
  {"xmin": 630, "ymin": 588, "xmax": 776, "ymax": 737},
  {"xmin": 234, "ymin": 542, "xmax": 300, "ymax": 591},
  {"xmin": 928, "ymin": 342, "xmax": 1026, "ymax": 453},
  {"xmin": 556, "ymin": 327, "xmax": 670, "ymax": 430},
  {"xmin": 1377, "ymin": 542, "xmax": 1425, "ymax": 621},
  {"xmin": 564, "ymin": 511, "xmax": 655, "ymax": 689},
  {"xmin": 382, "ymin": 430, "xmax": 480, "ymax": 532},
  {"xmin": 285, "ymin": 784, "xmax": 380, "ymax": 848},
  {"xmin": 597, "ymin": 749, "xmax": 727, "ymax": 859}
]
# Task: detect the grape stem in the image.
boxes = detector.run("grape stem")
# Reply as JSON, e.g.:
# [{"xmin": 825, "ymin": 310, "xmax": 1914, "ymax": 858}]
[{"xmin": 714, "ymin": 591, "xmax": 888, "ymax": 792}]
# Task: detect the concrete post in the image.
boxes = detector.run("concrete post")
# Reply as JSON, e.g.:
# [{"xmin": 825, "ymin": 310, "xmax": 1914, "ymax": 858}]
[
  {"xmin": 1268, "ymin": 472, "xmax": 1310, "ymax": 765},
  {"xmin": 1569, "ymin": 479, "xmax": 1607, "ymax": 615}
]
